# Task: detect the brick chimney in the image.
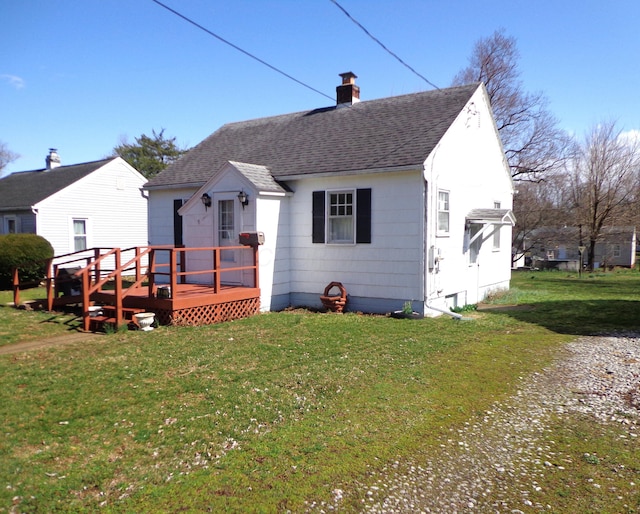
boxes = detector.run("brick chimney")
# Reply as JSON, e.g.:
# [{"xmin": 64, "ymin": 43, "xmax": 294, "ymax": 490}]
[
  {"xmin": 45, "ymin": 148, "xmax": 61, "ymax": 170},
  {"xmin": 336, "ymin": 72, "xmax": 360, "ymax": 107}
]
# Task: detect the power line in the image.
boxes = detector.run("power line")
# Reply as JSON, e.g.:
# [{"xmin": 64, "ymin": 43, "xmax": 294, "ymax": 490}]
[
  {"xmin": 150, "ymin": 0, "xmax": 334, "ymax": 102},
  {"xmin": 329, "ymin": 0, "xmax": 439, "ymax": 90}
]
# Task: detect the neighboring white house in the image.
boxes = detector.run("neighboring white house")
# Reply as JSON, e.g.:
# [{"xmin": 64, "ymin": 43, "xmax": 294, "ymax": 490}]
[
  {"xmin": 522, "ymin": 226, "xmax": 637, "ymax": 270},
  {"xmin": 0, "ymin": 150, "xmax": 149, "ymax": 257},
  {"xmin": 144, "ymin": 74, "xmax": 515, "ymax": 316}
]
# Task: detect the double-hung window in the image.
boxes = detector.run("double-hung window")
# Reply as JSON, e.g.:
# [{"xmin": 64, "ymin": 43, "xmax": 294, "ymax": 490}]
[
  {"xmin": 73, "ymin": 219, "xmax": 87, "ymax": 251},
  {"xmin": 328, "ymin": 191, "xmax": 354, "ymax": 244},
  {"xmin": 312, "ymin": 188, "xmax": 371, "ymax": 244},
  {"xmin": 492, "ymin": 202, "xmax": 501, "ymax": 250},
  {"xmin": 437, "ymin": 190, "xmax": 450, "ymax": 235}
]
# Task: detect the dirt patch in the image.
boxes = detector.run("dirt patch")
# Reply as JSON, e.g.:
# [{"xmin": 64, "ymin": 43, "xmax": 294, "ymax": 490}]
[
  {"xmin": 0, "ymin": 332, "xmax": 104, "ymax": 356},
  {"xmin": 476, "ymin": 303, "xmax": 536, "ymax": 312}
]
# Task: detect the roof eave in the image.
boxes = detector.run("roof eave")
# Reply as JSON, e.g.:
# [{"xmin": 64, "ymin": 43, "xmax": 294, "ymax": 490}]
[{"xmin": 273, "ymin": 164, "xmax": 423, "ymax": 181}]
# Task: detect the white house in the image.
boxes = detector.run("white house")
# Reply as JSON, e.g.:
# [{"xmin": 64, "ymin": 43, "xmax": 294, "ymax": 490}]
[
  {"xmin": 0, "ymin": 150, "xmax": 149, "ymax": 257},
  {"xmin": 144, "ymin": 74, "xmax": 515, "ymax": 316}
]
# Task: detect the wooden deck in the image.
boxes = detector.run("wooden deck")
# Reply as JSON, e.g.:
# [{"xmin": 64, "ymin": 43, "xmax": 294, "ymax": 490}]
[
  {"xmin": 13, "ymin": 245, "xmax": 261, "ymax": 331},
  {"xmin": 93, "ymin": 283, "xmax": 260, "ymax": 326}
]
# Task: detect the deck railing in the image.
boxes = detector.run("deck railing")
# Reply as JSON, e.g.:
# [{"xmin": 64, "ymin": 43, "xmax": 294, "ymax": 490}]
[{"xmin": 12, "ymin": 244, "xmax": 259, "ymax": 331}]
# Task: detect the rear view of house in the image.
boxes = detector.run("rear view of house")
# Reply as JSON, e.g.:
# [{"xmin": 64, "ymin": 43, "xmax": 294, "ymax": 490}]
[
  {"xmin": 144, "ymin": 74, "xmax": 515, "ymax": 316},
  {"xmin": 0, "ymin": 150, "xmax": 148, "ymax": 256}
]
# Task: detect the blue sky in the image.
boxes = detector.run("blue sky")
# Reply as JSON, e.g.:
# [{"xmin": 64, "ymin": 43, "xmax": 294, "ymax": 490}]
[{"xmin": 2, "ymin": 0, "xmax": 639, "ymax": 175}]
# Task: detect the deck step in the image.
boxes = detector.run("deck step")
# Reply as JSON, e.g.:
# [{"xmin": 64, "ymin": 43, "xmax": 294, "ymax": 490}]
[
  {"xmin": 88, "ymin": 315, "xmax": 117, "ymax": 332},
  {"xmin": 100, "ymin": 306, "xmax": 146, "ymax": 320}
]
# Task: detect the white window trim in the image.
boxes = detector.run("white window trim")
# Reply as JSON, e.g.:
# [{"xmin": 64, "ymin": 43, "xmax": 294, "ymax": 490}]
[
  {"xmin": 326, "ymin": 189, "xmax": 356, "ymax": 245},
  {"xmin": 492, "ymin": 225, "xmax": 501, "ymax": 251},
  {"xmin": 437, "ymin": 190, "xmax": 450, "ymax": 237},
  {"xmin": 71, "ymin": 217, "xmax": 90, "ymax": 252}
]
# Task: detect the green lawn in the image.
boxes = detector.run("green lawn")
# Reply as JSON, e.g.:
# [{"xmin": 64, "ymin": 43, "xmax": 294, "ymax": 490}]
[{"xmin": 1, "ymin": 270, "xmax": 639, "ymax": 512}]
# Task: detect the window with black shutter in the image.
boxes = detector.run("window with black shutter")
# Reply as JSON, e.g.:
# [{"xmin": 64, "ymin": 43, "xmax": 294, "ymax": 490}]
[{"xmin": 312, "ymin": 188, "xmax": 371, "ymax": 244}]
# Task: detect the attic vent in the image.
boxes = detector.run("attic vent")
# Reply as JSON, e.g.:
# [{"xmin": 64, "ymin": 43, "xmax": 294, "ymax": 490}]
[{"xmin": 336, "ymin": 71, "xmax": 360, "ymax": 106}]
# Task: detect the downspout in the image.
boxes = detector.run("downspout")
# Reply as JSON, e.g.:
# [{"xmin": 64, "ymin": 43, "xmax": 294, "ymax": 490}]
[
  {"xmin": 424, "ymin": 301, "xmax": 464, "ymax": 319},
  {"xmin": 422, "ymin": 146, "xmax": 471, "ymax": 322}
]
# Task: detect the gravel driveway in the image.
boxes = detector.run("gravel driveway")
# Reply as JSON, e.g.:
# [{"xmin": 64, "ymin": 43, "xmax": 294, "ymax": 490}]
[{"xmin": 308, "ymin": 333, "xmax": 640, "ymax": 513}]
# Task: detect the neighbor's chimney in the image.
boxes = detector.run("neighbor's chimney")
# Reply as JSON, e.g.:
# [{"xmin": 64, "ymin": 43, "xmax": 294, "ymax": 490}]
[
  {"xmin": 45, "ymin": 148, "xmax": 61, "ymax": 170},
  {"xmin": 336, "ymin": 71, "xmax": 360, "ymax": 107}
]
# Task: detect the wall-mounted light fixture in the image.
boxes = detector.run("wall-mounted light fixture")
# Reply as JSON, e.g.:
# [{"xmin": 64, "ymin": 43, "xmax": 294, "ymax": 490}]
[
  {"xmin": 237, "ymin": 190, "xmax": 249, "ymax": 209},
  {"xmin": 201, "ymin": 193, "xmax": 212, "ymax": 209}
]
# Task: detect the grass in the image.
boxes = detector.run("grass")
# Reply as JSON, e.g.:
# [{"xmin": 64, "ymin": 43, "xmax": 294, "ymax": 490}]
[{"xmin": 1, "ymin": 270, "xmax": 640, "ymax": 512}]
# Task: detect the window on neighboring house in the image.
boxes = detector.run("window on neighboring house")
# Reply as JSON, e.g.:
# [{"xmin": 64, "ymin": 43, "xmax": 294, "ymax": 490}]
[
  {"xmin": 73, "ymin": 219, "xmax": 87, "ymax": 251},
  {"xmin": 312, "ymin": 188, "xmax": 371, "ymax": 244},
  {"xmin": 437, "ymin": 190, "xmax": 449, "ymax": 235},
  {"xmin": 6, "ymin": 217, "xmax": 16, "ymax": 234},
  {"xmin": 613, "ymin": 244, "xmax": 621, "ymax": 258}
]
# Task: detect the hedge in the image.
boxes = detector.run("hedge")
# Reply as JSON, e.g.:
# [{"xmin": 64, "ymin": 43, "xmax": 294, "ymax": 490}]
[{"xmin": 0, "ymin": 234, "xmax": 54, "ymax": 290}]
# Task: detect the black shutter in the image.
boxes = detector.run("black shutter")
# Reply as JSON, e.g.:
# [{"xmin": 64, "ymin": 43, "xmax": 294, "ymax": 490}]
[
  {"xmin": 312, "ymin": 191, "xmax": 325, "ymax": 243},
  {"xmin": 356, "ymin": 188, "xmax": 371, "ymax": 244},
  {"xmin": 173, "ymin": 199, "xmax": 183, "ymax": 246}
]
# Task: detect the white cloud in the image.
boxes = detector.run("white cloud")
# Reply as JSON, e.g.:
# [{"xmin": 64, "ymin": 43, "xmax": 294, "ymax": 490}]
[
  {"xmin": 619, "ymin": 129, "xmax": 640, "ymax": 144},
  {"xmin": 0, "ymin": 74, "xmax": 25, "ymax": 90}
]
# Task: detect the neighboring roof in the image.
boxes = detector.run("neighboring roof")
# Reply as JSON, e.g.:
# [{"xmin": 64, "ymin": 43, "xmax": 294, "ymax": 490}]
[
  {"xmin": 229, "ymin": 161, "xmax": 289, "ymax": 194},
  {"xmin": 0, "ymin": 158, "xmax": 114, "ymax": 211},
  {"xmin": 146, "ymin": 83, "xmax": 481, "ymax": 189}
]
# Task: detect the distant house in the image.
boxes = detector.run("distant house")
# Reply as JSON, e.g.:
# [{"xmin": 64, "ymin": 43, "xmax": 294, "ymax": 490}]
[
  {"xmin": 525, "ymin": 226, "xmax": 636, "ymax": 269},
  {"xmin": 144, "ymin": 74, "xmax": 515, "ymax": 316},
  {"xmin": 0, "ymin": 150, "xmax": 148, "ymax": 256}
]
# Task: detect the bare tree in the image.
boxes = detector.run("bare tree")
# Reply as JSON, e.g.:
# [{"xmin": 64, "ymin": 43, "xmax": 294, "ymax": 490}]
[
  {"xmin": 452, "ymin": 30, "xmax": 570, "ymax": 182},
  {"xmin": 567, "ymin": 121, "xmax": 640, "ymax": 270},
  {"xmin": 0, "ymin": 141, "xmax": 18, "ymax": 176},
  {"xmin": 511, "ymin": 177, "xmax": 567, "ymax": 266}
]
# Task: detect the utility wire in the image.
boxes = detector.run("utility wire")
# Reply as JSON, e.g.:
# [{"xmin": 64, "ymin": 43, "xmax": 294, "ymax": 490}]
[
  {"xmin": 329, "ymin": 0, "xmax": 439, "ymax": 90},
  {"xmin": 150, "ymin": 0, "xmax": 334, "ymax": 102}
]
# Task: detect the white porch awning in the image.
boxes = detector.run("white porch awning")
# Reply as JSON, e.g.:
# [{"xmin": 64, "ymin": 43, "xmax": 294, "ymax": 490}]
[{"xmin": 466, "ymin": 209, "xmax": 516, "ymax": 246}]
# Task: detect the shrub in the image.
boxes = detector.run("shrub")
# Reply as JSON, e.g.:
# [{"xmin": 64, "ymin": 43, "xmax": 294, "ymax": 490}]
[{"xmin": 0, "ymin": 234, "xmax": 54, "ymax": 290}]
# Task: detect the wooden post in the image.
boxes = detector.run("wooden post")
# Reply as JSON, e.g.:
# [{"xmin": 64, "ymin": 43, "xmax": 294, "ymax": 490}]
[
  {"xmin": 12, "ymin": 267, "xmax": 20, "ymax": 307},
  {"xmin": 148, "ymin": 248, "xmax": 156, "ymax": 298},
  {"xmin": 81, "ymin": 269, "xmax": 90, "ymax": 332},
  {"xmin": 214, "ymin": 248, "xmax": 221, "ymax": 293},
  {"xmin": 179, "ymin": 245, "xmax": 186, "ymax": 284},
  {"xmin": 114, "ymin": 248, "xmax": 123, "ymax": 328},
  {"xmin": 46, "ymin": 259, "xmax": 54, "ymax": 311},
  {"xmin": 253, "ymin": 245, "xmax": 259, "ymax": 289},
  {"xmin": 93, "ymin": 248, "xmax": 101, "ymax": 289},
  {"xmin": 170, "ymin": 248, "xmax": 177, "ymax": 299},
  {"xmin": 135, "ymin": 246, "xmax": 141, "ymax": 282}
]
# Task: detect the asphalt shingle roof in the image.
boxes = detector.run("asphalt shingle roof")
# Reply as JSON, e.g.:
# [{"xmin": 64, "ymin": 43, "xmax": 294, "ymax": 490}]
[
  {"xmin": 229, "ymin": 161, "xmax": 289, "ymax": 194},
  {"xmin": 0, "ymin": 158, "xmax": 113, "ymax": 211},
  {"xmin": 145, "ymin": 83, "xmax": 480, "ymax": 188}
]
